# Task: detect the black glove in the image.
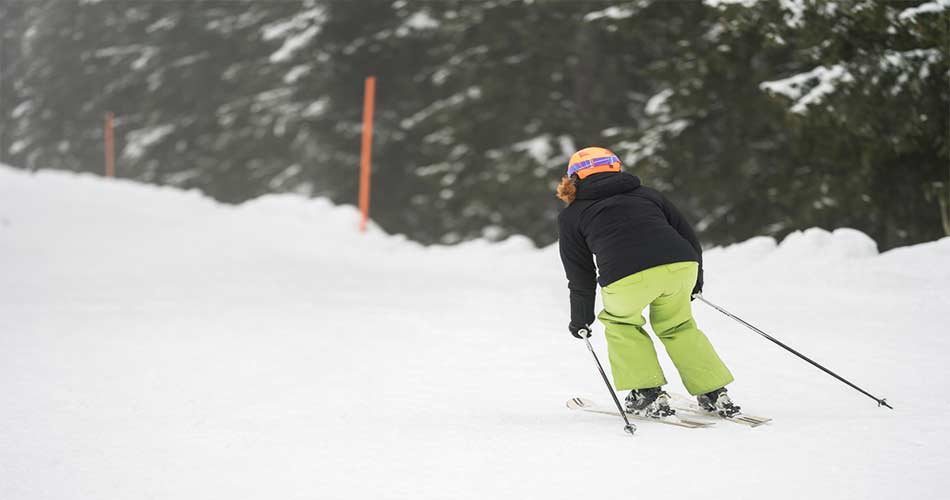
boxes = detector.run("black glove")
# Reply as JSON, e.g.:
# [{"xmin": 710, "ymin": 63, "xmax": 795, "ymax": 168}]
[
  {"xmin": 569, "ymin": 322, "xmax": 591, "ymax": 339},
  {"xmin": 691, "ymin": 267, "xmax": 704, "ymax": 300}
]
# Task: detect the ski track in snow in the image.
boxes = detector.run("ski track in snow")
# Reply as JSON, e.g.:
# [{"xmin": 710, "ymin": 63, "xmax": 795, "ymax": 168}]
[{"xmin": 1, "ymin": 165, "xmax": 949, "ymax": 499}]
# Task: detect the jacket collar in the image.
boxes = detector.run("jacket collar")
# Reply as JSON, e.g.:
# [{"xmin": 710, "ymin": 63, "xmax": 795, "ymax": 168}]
[{"xmin": 575, "ymin": 172, "xmax": 642, "ymax": 201}]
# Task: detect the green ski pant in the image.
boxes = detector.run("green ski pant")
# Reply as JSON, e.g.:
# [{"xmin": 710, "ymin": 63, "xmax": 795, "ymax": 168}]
[{"xmin": 597, "ymin": 261, "xmax": 734, "ymax": 395}]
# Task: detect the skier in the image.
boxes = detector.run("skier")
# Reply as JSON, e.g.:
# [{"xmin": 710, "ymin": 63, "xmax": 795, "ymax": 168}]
[{"xmin": 557, "ymin": 146, "xmax": 740, "ymax": 418}]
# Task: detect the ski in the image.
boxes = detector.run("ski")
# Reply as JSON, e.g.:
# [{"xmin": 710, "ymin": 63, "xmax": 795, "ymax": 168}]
[
  {"xmin": 567, "ymin": 397, "xmax": 714, "ymax": 429},
  {"xmin": 669, "ymin": 393, "xmax": 772, "ymax": 427}
]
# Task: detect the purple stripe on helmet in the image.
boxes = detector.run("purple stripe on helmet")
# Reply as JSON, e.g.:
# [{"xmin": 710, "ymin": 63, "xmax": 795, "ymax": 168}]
[{"xmin": 567, "ymin": 155, "xmax": 620, "ymax": 176}]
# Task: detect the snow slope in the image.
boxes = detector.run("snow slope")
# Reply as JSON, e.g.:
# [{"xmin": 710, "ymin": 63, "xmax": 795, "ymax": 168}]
[{"xmin": 2, "ymin": 165, "xmax": 949, "ymax": 499}]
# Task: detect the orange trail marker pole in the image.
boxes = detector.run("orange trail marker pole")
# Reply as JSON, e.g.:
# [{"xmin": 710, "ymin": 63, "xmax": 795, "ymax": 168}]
[
  {"xmin": 104, "ymin": 112, "xmax": 115, "ymax": 178},
  {"xmin": 359, "ymin": 76, "xmax": 376, "ymax": 233}
]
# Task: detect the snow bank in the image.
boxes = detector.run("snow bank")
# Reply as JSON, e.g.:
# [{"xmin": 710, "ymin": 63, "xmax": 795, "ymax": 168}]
[
  {"xmin": 2, "ymin": 165, "xmax": 949, "ymax": 500},
  {"xmin": 706, "ymin": 227, "xmax": 879, "ymax": 263}
]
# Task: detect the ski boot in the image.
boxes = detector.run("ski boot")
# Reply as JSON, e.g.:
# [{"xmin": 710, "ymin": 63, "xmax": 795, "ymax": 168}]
[
  {"xmin": 625, "ymin": 386, "xmax": 675, "ymax": 418},
  {"xmin": 697, "ymin": 387, "xmax": 741, "ymax": 417}
]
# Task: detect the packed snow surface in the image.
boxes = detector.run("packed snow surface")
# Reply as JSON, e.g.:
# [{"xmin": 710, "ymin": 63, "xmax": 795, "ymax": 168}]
[{"xmin": 2, "ymin": 165, "xmax": 950, "ymax": 499}]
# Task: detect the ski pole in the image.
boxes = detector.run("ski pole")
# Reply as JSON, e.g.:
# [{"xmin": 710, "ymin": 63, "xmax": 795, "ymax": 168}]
[
  {"xmin": 692, "ymin": 294, "xmax": 893, "ymax": 409},
  {"xmin": 579, "ymin": 328, "xmax": 637, "ymax": 435}
]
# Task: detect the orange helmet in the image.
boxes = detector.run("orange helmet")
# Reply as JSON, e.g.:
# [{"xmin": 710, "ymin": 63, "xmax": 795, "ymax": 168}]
[{"xmin": 566, "ymin": 146, "xmax": 622, "ymax": 179}]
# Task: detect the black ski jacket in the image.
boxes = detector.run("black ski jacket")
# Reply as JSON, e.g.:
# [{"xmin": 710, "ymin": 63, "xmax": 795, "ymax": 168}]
[{"xmin": 557, "ymin": 172, "xmax": 703, "ymax": 327}]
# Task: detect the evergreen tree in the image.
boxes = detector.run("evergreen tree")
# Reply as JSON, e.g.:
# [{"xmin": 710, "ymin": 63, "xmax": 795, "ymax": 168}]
[
  {"xmin": 7, "ymin": 1, "xmax": 299, "ymax": 202},
  {"xmin": 721, "ymin": 0, "xmax": 949, "ymax": 247}
]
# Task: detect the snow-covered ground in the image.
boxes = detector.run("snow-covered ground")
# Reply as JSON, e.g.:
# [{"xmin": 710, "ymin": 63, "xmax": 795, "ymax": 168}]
[{"xmin": 2, "ymin": 165, "xmax": 949, "ymax": 499}]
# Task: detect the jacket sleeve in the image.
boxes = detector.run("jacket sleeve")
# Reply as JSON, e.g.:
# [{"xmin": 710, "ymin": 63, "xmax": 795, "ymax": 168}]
[
  {"xmin": 558, "ymin": 211, "xmax": 597, "ymax": 327},
  {"xmin": 658, "ymin": 193, "xmax": 704, "ymax": 292}
]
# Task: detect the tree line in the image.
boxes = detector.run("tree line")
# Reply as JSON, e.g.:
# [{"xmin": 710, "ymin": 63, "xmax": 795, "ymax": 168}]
[{"xmin": 1, "ymin": 0, "xmax": 947, "ymax": 250}]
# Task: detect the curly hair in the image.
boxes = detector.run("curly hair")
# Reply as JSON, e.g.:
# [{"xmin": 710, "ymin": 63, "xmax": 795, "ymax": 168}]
[{"xmin": 556, "ymin": 176, "xmax": 577, "ymax": 205}]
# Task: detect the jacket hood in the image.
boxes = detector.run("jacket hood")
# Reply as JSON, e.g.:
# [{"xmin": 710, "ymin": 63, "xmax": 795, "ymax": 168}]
[{"xmin": 574, "ymin": 171, "xmax": 642, "ymax": 201}]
